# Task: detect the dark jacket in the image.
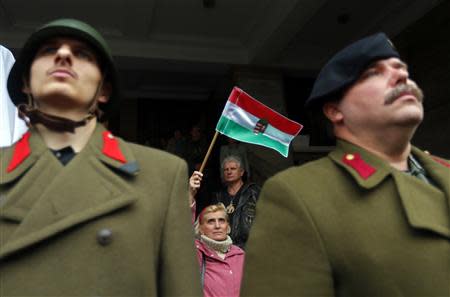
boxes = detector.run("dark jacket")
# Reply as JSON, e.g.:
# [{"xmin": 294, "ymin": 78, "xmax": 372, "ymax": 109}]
[{"xmin": 215, "ymin": 182, "xmax": 261, "ymax": 249}]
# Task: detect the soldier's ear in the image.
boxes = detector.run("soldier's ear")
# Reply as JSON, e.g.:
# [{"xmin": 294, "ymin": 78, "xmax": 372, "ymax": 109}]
[
  {"xmin": 323, "ymin": 102, "xmax": 343, "ymax": 124},
  {"xmin": 98, "ymin": 82, "xmax": 111, "ymax": 104},
  {"xmin": 22, "ymin": 76, "xmax": 31, "ymax": 94}
]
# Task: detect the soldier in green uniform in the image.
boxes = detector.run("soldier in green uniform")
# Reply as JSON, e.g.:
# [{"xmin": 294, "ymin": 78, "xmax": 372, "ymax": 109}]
[
  {"xmin": 0, "ymin": 19, "xmax": 201, "ymax": 296},
  {"xmin": 241, "ymin": 33, "xmax": 450, "ymax": 296}
]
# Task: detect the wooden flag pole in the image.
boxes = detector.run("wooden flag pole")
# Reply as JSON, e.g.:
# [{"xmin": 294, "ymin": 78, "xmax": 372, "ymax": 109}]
[{"xmin": 199, "ymin": 131, "xmax": 220, "ymax": 173}]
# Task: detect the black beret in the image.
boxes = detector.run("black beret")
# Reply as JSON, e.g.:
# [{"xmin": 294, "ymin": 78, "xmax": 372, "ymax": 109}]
[{"xmin": 305, "ymin": 32, "xmax": 399, "ymax": 108}]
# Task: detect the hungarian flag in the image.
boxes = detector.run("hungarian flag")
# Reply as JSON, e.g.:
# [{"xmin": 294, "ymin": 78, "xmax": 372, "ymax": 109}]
[{"xmin": 216, "ymin": 87, "xmax": 303, "ymax": 157}]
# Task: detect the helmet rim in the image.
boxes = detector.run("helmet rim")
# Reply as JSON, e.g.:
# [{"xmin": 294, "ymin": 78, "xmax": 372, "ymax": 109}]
[{"xmin": 7, "ymin": 18, "xmax": 120, "ymax": 120}]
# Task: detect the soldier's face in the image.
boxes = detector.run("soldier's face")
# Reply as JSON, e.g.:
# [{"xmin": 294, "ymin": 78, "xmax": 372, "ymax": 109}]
[
  {"xmin": 199, "ymin": 210, "xmax": 229, "ymax": 241},
  {"xmin": 223, "ymin": 161, "xmax": 244, "ymax": 184},
  {"xmin": 24, "ymin": 38, "xmax": 108, "ymax": 117},
  {"xmin": 325, "ymin": 57, "xmax": 424, "ymax": 134}
]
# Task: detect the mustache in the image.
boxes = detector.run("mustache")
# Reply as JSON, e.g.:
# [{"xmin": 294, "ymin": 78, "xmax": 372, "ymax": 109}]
[{"xmin": 385, "ymin": 83, "xmax": 424, "ymax": 105}]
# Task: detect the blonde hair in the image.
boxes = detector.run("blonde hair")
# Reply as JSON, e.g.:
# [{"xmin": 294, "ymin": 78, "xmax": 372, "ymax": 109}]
[{"xmin": 194, "ymin": 203, "xmax": 229, "ymax": 236}]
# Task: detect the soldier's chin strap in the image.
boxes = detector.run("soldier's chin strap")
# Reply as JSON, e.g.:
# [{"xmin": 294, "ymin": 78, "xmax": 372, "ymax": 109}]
[
  {"xmin": 18, "ymin": 104, "xmax": 95, "ymax": 133},
  {"xmin": 18, "ymin": 79, "xmax": 104, "ymax": 133}
]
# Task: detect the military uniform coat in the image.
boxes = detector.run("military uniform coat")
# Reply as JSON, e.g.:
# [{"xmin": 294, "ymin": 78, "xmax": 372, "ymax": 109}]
[
  {"xmin": 0, "ymin": 125, "xmax": 201, "ymax": 296},
  {"xmin": 241, "ymin": 140, "xmax": 450, "ymax": 297}
]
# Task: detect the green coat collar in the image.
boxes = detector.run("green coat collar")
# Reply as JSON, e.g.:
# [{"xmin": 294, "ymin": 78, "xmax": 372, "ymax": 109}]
[
  {"xmin": 329, "ymin": 140, "xmax": 393, "ymax": 189},
  {"xmin": 329, "ymin": 140, "xmax": 450, "ymax": 239},
  {"xmin": 0, "ymin": 124, "xmax": 140, "ymax": 259},
  {"xmin": 1, "ymin": 125, "xmax": 139, "ymax": 185}
]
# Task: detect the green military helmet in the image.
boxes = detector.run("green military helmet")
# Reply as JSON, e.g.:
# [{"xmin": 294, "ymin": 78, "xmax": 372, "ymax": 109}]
[{"xmin": 7, "ymin": 18, "xmax": 120, "ymax": 120}]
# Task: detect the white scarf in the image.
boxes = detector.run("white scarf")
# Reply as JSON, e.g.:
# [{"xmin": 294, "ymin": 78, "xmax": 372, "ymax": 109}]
[{"xmin": 200, "ymin": 235, "xmax": 233, "ymax": 254}]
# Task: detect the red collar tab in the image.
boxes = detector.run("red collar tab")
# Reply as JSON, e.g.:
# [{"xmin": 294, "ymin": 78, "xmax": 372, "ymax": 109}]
[
  {"xmin": 431, "ymin": 156, "xmax": 450, "ymax": 168},
  {"xmin": 7, "ymin": 132, "xmax": 32, "ymax": 173},
  {"xmin": 342, "ymin": 153, "xmax": 376, "ymax": 180},
  {"xmin": 102, "ymin": 131, "xmax": 127, "ymax": 164}
]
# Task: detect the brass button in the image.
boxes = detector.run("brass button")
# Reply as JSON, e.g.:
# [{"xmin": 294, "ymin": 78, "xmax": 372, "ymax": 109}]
[{"xmin": 345, "ymin": 154, "xmax": 355, "ymax": 161}]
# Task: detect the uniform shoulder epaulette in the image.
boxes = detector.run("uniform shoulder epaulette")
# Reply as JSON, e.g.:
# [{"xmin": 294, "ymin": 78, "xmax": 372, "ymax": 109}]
[
  {"xmin": 430, "ymin": 155, "xmax": 450, "ymax": 168},
  {"xmin": 102, "ymin": 131, "xmax": 127, "ymax": 163},
  {"xmin": 342, "ymin": 153, "xmax": 376, "ymax": 179},
  {"xmin": 7, "ymin": 130, "xmax": 129, "ymax": 172},
  {"xmin": 7, "ymin": 131, "xmax": 32, "ymax": 173}
]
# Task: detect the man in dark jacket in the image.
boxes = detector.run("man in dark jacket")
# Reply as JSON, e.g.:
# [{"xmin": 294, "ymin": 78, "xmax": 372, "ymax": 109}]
[
  {"xmin": 241, "ymin": 33, "xmax": 450, "ymax": 297},
  {"xmin": 0, "ymin": 18, "xmax": 201, "ymax": 296}
]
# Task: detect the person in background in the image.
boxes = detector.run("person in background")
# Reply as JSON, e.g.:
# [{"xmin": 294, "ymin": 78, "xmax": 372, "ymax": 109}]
[
  {"xmin": 190, "ymin": 173, "xmax": 244, "ymax": 297},
  {"xmin": 166, "ymin": 128, "xmax": 186, "ymax": 158},
  {"xmin": 0, "ymin": 18, "xmax": 201, "ymax": 296},
  {"xmin": 190, "ymin": 155, "xmax": 260, "ymax": 249},
  {"xmin": 241, "ymin": 32, "xmax": 450, "ymax": 297},
  {"xmin": 0, "ymin": 44, "xmax": 27, "ymax": 147},
  {"xmin": 220, "ymin": 136, "xmax": 250, "ymax": 181},
  {"xmin": 185, "ymin": 125, "xmax": 207, "ymax": 173},
  {"xmin": 215, "ymin": 155, "xmax": 260, "ymax": 249}
]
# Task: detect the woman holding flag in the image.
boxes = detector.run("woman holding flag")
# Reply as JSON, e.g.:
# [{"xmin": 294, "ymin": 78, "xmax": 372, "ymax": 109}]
[
  {"xmin": 190, "ymin": 154, "xmax": 260, "ymax": 249},
  {"xmin": 193, "ymin": 87, "xmax": 302, "ymax": 249},
  {"xmin": 190, "ymin": 173, "xmax": 245, "ymax": 297}
]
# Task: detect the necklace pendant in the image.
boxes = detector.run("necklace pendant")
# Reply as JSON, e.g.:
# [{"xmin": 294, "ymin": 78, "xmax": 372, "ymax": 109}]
[{"xmin": 226, "ymin": 204, "xmax": 235, "ymax": 214}]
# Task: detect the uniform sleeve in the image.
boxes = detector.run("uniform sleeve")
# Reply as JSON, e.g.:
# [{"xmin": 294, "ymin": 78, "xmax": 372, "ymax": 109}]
[
  {"xmin": 157, "ymin": 159, "xmax": 202, "ymax": 297},
  {"xmin": 240, "ymin": 175, "xmax": 334, "ymax": 297}
]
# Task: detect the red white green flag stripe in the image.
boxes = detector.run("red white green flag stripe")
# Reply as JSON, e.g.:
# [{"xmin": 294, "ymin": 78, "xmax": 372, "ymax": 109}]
[{"xmin": 216, "ymin": 87, "xmax": 303, "ymax": 157}]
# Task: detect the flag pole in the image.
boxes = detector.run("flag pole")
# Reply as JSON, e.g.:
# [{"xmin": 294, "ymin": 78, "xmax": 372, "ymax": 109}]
[{"xmin": 199, "ymin": 131, "xmax": 219, "ymax": 173}]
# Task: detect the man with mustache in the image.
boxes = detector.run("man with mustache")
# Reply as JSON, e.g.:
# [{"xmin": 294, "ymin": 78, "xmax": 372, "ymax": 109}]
[
  {"xmin": 0, "ymin": 19, "xmax": 201, "ymax": 296},
  {"xmin": 241, "ymin": 33, "xmax": 450, "ymax": 297}
]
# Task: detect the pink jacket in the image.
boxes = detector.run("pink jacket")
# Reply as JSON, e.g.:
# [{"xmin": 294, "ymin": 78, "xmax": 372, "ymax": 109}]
[{"xmin": 195, "ymin": 239, "xmax": 245, "ymax": 297}]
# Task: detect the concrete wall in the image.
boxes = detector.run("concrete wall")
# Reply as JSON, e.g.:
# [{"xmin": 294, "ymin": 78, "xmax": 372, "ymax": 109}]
[
  {"xmin": 397, "ymin": 2, "xmax": 450, "ymax": 158},
  {"xmin": 119, "ymin": 98, "xmax": 138, "ymax": 142},
  {"xmin": 410, "ymin": 41, "xmax": 450, "ymax": 158}
]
